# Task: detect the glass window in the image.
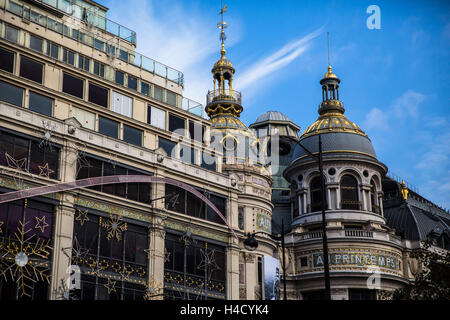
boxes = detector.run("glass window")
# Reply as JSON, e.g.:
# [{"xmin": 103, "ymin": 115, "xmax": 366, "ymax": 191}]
[
  {"xmin": 98, "ymin": 117, "xmax": 118, "ymax": 139},
  {"xmin": 29, "ymin": 34, "xmax": 43, "ymax": 52},
  {"xmin": 340, "ymin": 175, "xmax": 359, "ymax": 210},
  {"xmin": 29, "ymin": 91, "xmax": 53, "ymax": 116},
  {"xmin": 119, "ymin": 49, "xmax": 128, "ymax": 61},
  {"xmin": 123, "ymin": 125, "xmax": 142, "ymax": 146},
  {"xmin": 180, "ymin": 145, "xmax": 196, "ymax": 164},
  {"xmin": 6, "ymin": 25, "xmax": 19, "ymax": 43},
  {"xmin": 0, "ymin": 80, "xmax": 23, "ymax": 106},
  {"xmin": 62, "ymin": 73, "xmax": 84, "ymax": 99},
  {"xmin": 128, "ymin": 75, "xmax": 137, "ymax": 90},
  {"xmin": 189, "ymin": 121, "xmax": 204, "ymax": 143},
  {"xmin": 115, "ymin": 70, "xmax": 124, "ymax": 85},
  {"xmin": 201, "ymin": 152, "xmax": 216, "ymax": 171},
  {"xmin": 140, "ymin": 82, "xmax": 149, "ymax": 96},
  {"xmin": 168, "ymin": 114, "xmax": 185, "ymax": 134},
  {"xmin": 158, "ymin": 137, "xmax": 175, "ymax": 157},
  {"xmin": 0, "ymin": 47, "xmax": 15, "ymax": 73},
  {"xmin": 19, "ymin": 56, "xmax": 43, "ymax": 84},
  {"xmin": 88, "ymin": 83, "xmax": 108, "ymax": 107},
  {"xmin": 46, "ymin": 42, "xmax": 59, "ymax": 59},
  {"xmin": 310, "ymin": 177, "xmax": 323, "ymax": 212},
  {"xmin": 166, "ymin": 91, "xmax": 176, "ymax": 107},
  {"xmin": 154, "ymin": 85, "xmax": 163, "ymax": 101},
  {"xmin": 93, "ymin": 38, "xmax": 104, "ymax": 51},
  {"xmin": 93, "ymin": 61, "xmax": 105, "ymax": 78},
  {"xmin": 147, "ymin": 105, "xmax": 166, "ymax": 130},
  {"xmin": 63, "ymin": 48, "xmax": 75, "ymax": 66},
  {"xmin": 78, "ymin": 55, "xmax": 90, "ymax": 72},
  {"xmin": 111, "ymin": 91, "xmax": 132, "ymax": 117}
]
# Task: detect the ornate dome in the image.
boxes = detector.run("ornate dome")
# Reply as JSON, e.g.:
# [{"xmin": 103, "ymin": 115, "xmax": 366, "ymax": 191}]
[
  {"xmin": 292, "ymin": 66, "xmax": 378, "ymax": 163},
  {"xmin": 254, "ymin": 111, "xmax": 294, "ymax": 124}
]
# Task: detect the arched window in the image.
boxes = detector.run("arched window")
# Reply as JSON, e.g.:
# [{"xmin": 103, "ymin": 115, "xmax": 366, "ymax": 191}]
[
  {"xmin": 370, "ymin": 179, "xmax": 379, "ymax": 214},
  {"xmin": 310, "ymin": 176, "xmax": 323, "ymax": 212},
  {"xmin": 340, "ymin": 175, "xmax": 359, "ymax": 210}
]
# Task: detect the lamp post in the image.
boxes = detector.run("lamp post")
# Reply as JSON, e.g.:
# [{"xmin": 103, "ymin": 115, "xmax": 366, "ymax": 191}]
[
  {"xmin": 285, "ymin": 134, "xmax": 331, "ymax": 300},
  {"xmin": 244, "ymin": 219, "xmax": 287, "ymax": 300}
]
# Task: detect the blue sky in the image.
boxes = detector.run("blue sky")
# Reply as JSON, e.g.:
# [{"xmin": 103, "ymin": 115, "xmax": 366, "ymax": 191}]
[{"xmin": 101, "ymin": 0, "xmax": 450, "ymax": 209}]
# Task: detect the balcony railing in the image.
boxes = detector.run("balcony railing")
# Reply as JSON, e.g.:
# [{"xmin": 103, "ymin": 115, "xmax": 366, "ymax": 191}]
[
  {"xmin": 206, "ymin": 89, "xmax": 241, "ymax": 105},
  {"xmin": 297, "ymin": 231, "xmax": 323, "ymax": 240},
  {"xmin": 31, "ymin": 0, "xmax": 137, "ymax": 44},
  {"xmin": 344, "ymin": 230, "xmax": 373, "ymax": 238},
  {"xmin": 5, "ymin": 0, "xmax": 185, "ymax": 86}
]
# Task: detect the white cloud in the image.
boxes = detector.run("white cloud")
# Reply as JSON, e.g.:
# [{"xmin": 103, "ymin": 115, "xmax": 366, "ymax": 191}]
[
  {"xmin": 235, "ymin": 27, "xmax": 324, "ymax": 93},
  {"xmin": 364, "ymin": 107, "xmax": 390, "ymax": 131},
  {"xmin": 392, "ymin": 90, "xmax": 425, "ymax": 119}
]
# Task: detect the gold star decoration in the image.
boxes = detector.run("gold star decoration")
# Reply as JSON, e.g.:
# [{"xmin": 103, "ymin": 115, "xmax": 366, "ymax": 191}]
[
  {"xmin": 35, "ymin": 216, "xmax": 49, "ymax": 233},
  {"xmin": 0, "ymin": 221, "xmax": 3, "ymax": 234},
  {"xmin": 100, "ymin": 214, "xmax": 127, "ymax": 241},
  {"xmin": 104, "ymin": 278, "xmax": 116, "ymax": 294},
  {"xmin": 75, "ymin": 209, "xmax": 89, "ymax": 226},
  {"xmin": 38, "ymin": 163, "xmax": 55, "ymax": 179},
  {"xmin": 5, "ymin": 152, "xmax": 27, "ymax": 171},
  {"xmin": 164, "ymin": 248, "xmax": 171, "ymax": 263}
]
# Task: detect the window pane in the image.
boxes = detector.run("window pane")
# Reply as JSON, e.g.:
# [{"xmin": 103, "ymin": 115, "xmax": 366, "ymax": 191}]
[
  {"xmin": 63, "ymin": 48, "xmax": 75, "ymax": 65},
  {"xmin": 123, "ymin": 125, "xmax": 142, "ymax": 146},
  {"xmin": 0, "ymin": 47, "xmax": 15, "ymax": 73},
  {"xmin": 119, "ymin": 49, "xmax": 128, "ymax": 61},
  {"xmin": 0, "ymin": 80, "xmax": 23, "ymax": 106},
  {"xmin": 98, "ymin": 117, "xmax": 118, "ymax": 139},
  {"xmin": 6, "ymin": 25, "xmax": 19, "ymax": 43},
  {"xmin": 158, "ymin": 137, "xmax": 175, "ymax": 157},
  {"xmin": 189, "ymin": 121, "xmax": 204, "ymax": 143},
  {"xmin": 141, "ymin": 82, "xmax": 149, "ymax": 96},
  {"xmin": 63, "ymin": 73, "xmax": 84, "ymax": 99},
  {"xmin": 154, "ymin": 85, "xmax": 163, "ymax": 101},
  {"xmin": 29, "ymin": 35, "xmax": 43, "ymax": 52},
  {"xmin": 148, "ymin": 105, "xmax": 166, "ymax": 130},
  {"xmin": 167, "ymin": 91, "xmax": 176, "ymax": 107},
  {"xmin": 115, "ymin": 70, "xmax": 124, "ymax": 85},
  {"xmin": 94, "ymin": 38, "xmax": 104, "ymax": 51},
  {"xmin": 201, "ymin": 153, "xmax": 216, "ymax": 171},
  {"xmin": 111, "ymin": 91, "xmax": 132, "ymax": 117},
  {"xmin": 47, "ymin": 42, "xmax": 59, "ymax": 59},
  {"xmin": 20, "ymin": 56, "xmax": 43, "ymax": 83},
  {"xmin": 93, "ymin": 61, "xmax": 104, "ymax": 77},
  {"xmin": 168, "ymin": 114, "xmax": 185, "ymax": 133},
  {"xmin": 88, "ymin": 83, "xmax": 108, "ymax": 107},
  {"xmin": 128, "ymin": 75, "xmax": 137, "ymax": 90},
  {"xmin": 29, "ymin": 91, "xmax": 53, "ymax": 116},
  {"xmin": 180, "ymin": 145, "xmax": 195, "ymax": 164}
]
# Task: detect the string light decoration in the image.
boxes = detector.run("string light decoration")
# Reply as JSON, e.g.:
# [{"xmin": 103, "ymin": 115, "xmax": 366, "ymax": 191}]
[
  {"xmin": 62, "ymin": 235, "xmax": 90, "ymax": 266},
  {"xmin": 37, "ymin": 163, "xmax": 55, "ymax": 179},
  {"xmin": 143, "ymin": 276, "xmax": 164, "ymax": 300},
  {"xmin": 104, "ymin": 278, "xmax": 116, "ymax": 294},
  {"xmin": 0, "ymin": 220, "xmax": 52, "ymax": 298},
  {"xmin": 34, "ymin": 216, "xmax": 49, "ymax": 233},
  {"xmin": 54, "ymin": 278, "xmax": 79, "ymax": 300},
  {"xmin": 75, "ymin": 209, "xmax": 90, "ymax": 226},
  {"xmin": 100, "ymin": 213, "xmax": 127, "ymax": 241},
  {"xmin": 38, "ymin": 120, "xmax": 57, "ymax": 151},
  {"xmin": 5, "ymin": 152, "xmax": 27, "ymax": 171}
]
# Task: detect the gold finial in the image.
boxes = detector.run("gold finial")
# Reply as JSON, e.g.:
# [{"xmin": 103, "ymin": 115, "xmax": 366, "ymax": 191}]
[
  {"xmin": 401, "ymin": 180, "xmax": 409, "ymax": 200},
  {"xmin": 323, "ymin": 65, "xmax": 337, "ymax": 79},
  {"xmin": 217, "ymin": 2, "xmax": 228, "ymax": 57}
]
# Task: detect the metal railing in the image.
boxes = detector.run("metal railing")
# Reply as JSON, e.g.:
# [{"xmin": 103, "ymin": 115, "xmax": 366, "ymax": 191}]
[
  {"xmin": 206, "ymin": 89, "xmax": 241, "ymax": 105},
  {"xmin": 297, "ymin": 231, "xmax": 323, "ymax": 240},
  {"xmin": 344, "ymin": 230, "xmax": 373, "ymax": 238},
  {"xmin": 5, "ymin": 0, "xmax": 185, "ymax": 86},
  {"xmin": 33, "ymin": 0, "xmax": 137, "ymax": 44}
]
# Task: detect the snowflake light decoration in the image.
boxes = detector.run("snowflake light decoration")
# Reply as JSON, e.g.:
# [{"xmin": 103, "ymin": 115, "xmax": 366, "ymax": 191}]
[
  {"xmin": 39, "ymin": 120, "xmax": 57, "ymax": 151},
  {"xmin": 62, "ymin": 236, "xmax": 90, "ymax": 266},
  {"xmin": 0, "ymin": 220, "xmax": 52, "ymax": 298},
  {"xmin": 100, "ymin": 214, "xmax": 127, "ymax": 241},
  {"xmin": 54, "ymin": 278, "xmax": 79, "ymax": 300}
]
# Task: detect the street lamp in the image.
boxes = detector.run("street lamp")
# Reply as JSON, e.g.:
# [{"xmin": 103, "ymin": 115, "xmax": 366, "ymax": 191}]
[
  {"xmin": 284, "ymin": 134, "xmax": 331, "ymax": 300},
  {"xmin": 244, "ymin": 220, "xmax": 288, "ymax": 300}
]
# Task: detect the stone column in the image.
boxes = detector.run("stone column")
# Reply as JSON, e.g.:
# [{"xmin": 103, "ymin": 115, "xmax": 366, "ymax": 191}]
[
  {"xmin": 244, "ymin": 252, "xmax": 256, "ymax": 299},
  {"xmin": 226, "ymin": 243, "xmax": 241, "ymax": 299},
  {"xmin": 147, "ymin": 215, "xmax": 166, "ymax": 300},
  {"xmin": 50, "ymin": 141, "xmax": 78, "ymax": 299}
]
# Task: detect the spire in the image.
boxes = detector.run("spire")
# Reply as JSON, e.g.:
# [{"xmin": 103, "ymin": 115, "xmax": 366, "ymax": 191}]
[
  {"xmin": 206, "ymin": 4, "xmax": 242, "ymax": 119},
  {"xmin": 318, "ymin": 33, "xmax": 344, "ymax": 115}
]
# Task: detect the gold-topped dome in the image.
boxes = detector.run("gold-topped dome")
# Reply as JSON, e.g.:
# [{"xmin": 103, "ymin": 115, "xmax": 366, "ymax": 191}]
[
  {"xmin": 212, "ymin": 44, "xmax": 235, "ymax": 73},
  {"xmin": 301, "ymin": 112, "xmax": 367, "ymax": 139},
  {"xmin": 322, "ymin": 65, "xmax": 338, "ymax": 80}
]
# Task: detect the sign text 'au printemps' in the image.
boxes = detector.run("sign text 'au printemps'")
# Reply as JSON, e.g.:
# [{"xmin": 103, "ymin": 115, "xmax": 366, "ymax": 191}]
[{"xmin": 313, "ymin": 251, "xmax": 399, "ymax": 270}]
